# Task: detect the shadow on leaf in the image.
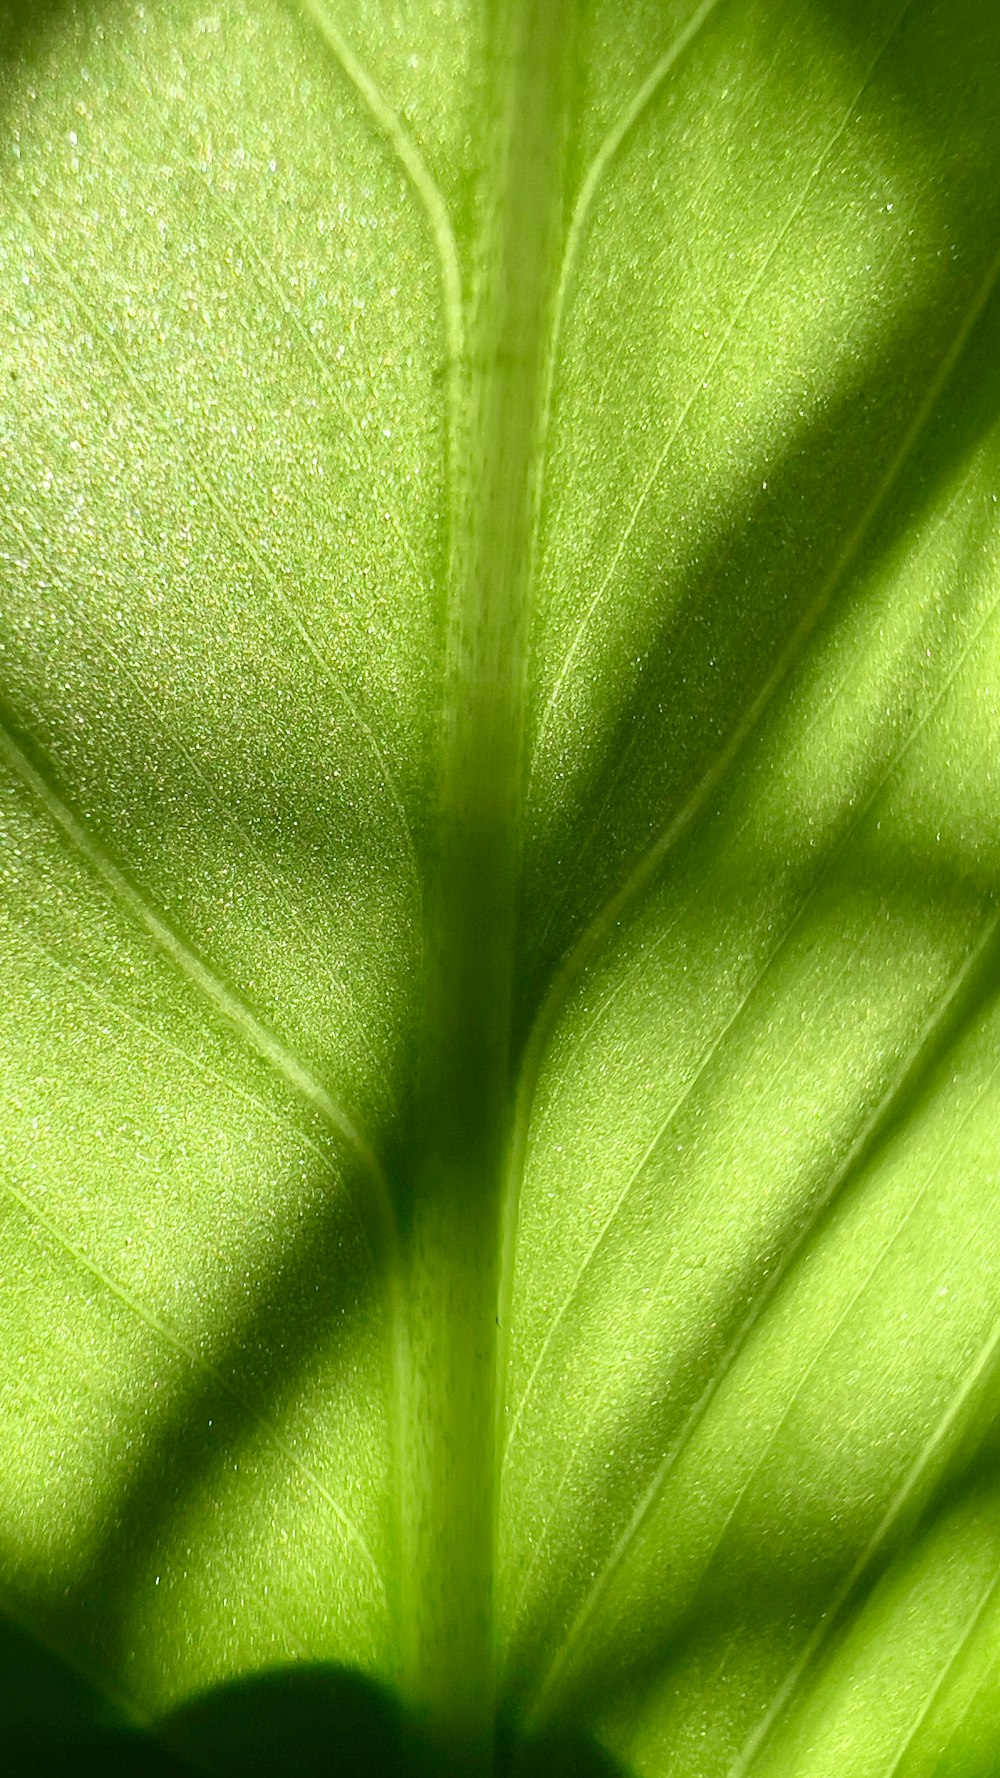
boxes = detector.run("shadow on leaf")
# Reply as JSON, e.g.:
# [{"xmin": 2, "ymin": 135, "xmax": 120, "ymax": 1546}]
[
  {"xmin": 0, "ymin": 1605, "xmax": 636, "ymax": 1778},
  {"xmin": 158, "ymin": 1665, "xmax": 632, "ymax": 1778},
  {"xmin": 0, "ymin": 1610, "xmax": 189, "ymax": 1777},
  {"xmin": 499, "ymin": 1717, "xmax": 631, "ymax": 1778},
  {"xmin": 159, "ymin": 1665, "xmax": 404, "ymax": 1777}
]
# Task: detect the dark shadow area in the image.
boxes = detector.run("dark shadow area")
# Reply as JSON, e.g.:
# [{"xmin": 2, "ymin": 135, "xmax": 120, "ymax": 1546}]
[
  {"xmin": 159, "ymin": 1665, "xmax": 406, "ymax": 1777},
  {"xmin": 158, "ymin": 1665, "xmax": 631, "ymax": 1778},
  {"xmin": 499, "ymin": 1717, "xmax": 632, "ymax": 1778},
  {"xmin": 0, "ymin": 1629, "xmax": 635, "ymax": 1778},
  {"xmin": 0, "ymin": 1611, "xmax": 193, "ymax": 1775},
  {"xmin": 0, "ymin": 0, "xmax": 77, "ymax": 66}
]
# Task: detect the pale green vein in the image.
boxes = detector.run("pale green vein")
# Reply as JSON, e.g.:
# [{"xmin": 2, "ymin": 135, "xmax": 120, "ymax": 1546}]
[
  {"xmin": 293, "ymin": 0, "xmax": 463, "ymax": 375},
  {"xmin": 515, "ymin": 430, "xmax": 995, "ymax": 1198},
  {"xmin": 524, "ymin": 900, "xmax": 1000, "ymax": 1728},
  {"xmin": 506, "ymin": 228, "xmax": 1000, "ymax": 1322},
  {"xmin": 397, "ymin": 3, "xmax": 579, "ymax": 1749},
  {"xmin": 110, "ymin": 44, "xmax": 424, "ymax": 588},
  {"xmin": 6, "ymin": 520, "xmax": 394, "ymax": 1101},
  {"xmin": 0, "ymin": 712, "xmax": 393, "ymax": 1244},
  {"xmin": 881, "ymin": 1574, "xmax": 1000, "ymax": 1778},
  {"xmin": 531, "ymin": 5, "xmax": 916, "ymax": 778},
  {"xmin": 12, "ymin": 204, "xmax": 421, "ymax": 901},
  {"xmin": 924, "ymin": 1646, "xmax": 1000, "ymax": 1775},
  {"xmin": 0, "ymin": 1167, "xmax": 388, "ymax": 1602},
  {"xmin": 536, "ymin": 0, "xmax": 730, "ymax": 495},
  {"xmin": 4, "ymin": 910, "xmax": 338, "ymax": 1177},
  {"xmin": 506, "ymin": 529, "xmax": 1000, "ymax": 1474},
  {"xmin": 503, "ymin": 933, "xmax": 861, "ymax": 1472},
  {"xmin": 728, "ymin": 1315, "xmax": 1000, "ymax": 1778},
  {"xmin": 651, "ymin": 1040, "xmax": 1000, "ymax": 1694}
]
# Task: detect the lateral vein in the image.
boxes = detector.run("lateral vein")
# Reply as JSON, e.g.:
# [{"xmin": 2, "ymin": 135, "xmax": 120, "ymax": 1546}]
[
  {"xmin": 538, "ymin": 0, "xmax": 730, "ymax": 478},
  {"xmin": 880, "ymin": 1571, "xmax": 999, "ymax": 1778},
  {"xmin": 532, "ymin": 0, "xmax": 918, "ymax": 786},
  {"xmin": 13, "ymin": 201, "xmax": 422, "ymax": 902},
  {"xmin": 506, "ymin": 522, "xmax": 1000, "ymax": 1474},
  {"xmin": 1, "ymin": 1167, "xmax": 388, "ymax": 1597},
  {"xmin": 513, "ymin": 227, "xmax": 1000, "ymax": 1209},
  {"xmin": 727, "ymin": 1312, "xmax": 1000, "ymax": 1778},
  {"xmin": 293, "ymin": 0, "xmax": 463, "ymax": 375},
  {"xmin": 525, "ymin": 901, "xmax": 1000, "ymax": 1726},
  {"xmin": 7, "ymin": 519, "xmax": 395, "ymax": 1101},
  {"xmin": 0, "ymin": 710, "xmax": 392, "ymax": 1229}
]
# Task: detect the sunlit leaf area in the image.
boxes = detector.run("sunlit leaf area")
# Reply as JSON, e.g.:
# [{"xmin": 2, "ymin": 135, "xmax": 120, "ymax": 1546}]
[{"xmin": 2, "ymin": 0, "xmax": 1000, "ymax": 1772}]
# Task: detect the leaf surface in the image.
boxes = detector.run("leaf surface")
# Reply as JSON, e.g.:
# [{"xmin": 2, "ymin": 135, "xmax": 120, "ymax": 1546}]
[{"xmin": 1, "ymin": 1, "xmax": 1000, "ymax": 1774}]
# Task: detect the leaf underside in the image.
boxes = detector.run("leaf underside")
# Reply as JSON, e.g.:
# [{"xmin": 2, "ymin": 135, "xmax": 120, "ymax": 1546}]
[{"xmin": 2, "ymin": 1, "xmax": 1000, "ymax": 1774}]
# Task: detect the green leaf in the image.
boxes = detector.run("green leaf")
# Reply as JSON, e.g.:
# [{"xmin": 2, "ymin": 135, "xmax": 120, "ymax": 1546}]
[{"xmin": 2, "ymin": 1, "xmax": 1000, "ymax": 1774}]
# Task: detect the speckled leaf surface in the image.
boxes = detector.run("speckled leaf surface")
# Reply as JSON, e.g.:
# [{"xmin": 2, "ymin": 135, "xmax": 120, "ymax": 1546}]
[{"xmin": 2, "ymin": 2, "xmax": 1000, "ymax": 1775}]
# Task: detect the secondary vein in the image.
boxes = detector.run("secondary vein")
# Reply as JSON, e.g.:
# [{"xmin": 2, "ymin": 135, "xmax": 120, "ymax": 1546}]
[
  {"xmin": 0, "ymin": 709, "xmax": 394, "ymax": 1251},
  {"xmin": 1, "ymin": 1167, "xmax": 387, "ymax": 1596}
]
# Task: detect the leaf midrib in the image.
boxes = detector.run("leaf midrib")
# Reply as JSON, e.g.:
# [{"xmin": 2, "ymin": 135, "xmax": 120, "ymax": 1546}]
[{"xmin": 392, "ymin": 4, "xmax": 581, "ymax": 1761}]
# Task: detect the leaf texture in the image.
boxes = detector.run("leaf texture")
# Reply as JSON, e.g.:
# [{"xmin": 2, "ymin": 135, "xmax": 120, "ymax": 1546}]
[{"xmin": 1, "ymin": 1, "xmax": 999, "ymax": 1774}]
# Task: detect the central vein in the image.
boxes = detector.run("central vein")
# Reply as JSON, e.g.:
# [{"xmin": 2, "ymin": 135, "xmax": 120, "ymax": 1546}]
[{"xmin": 398, "ymin": 4, "xmax": 578, "ymax": 1772}]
